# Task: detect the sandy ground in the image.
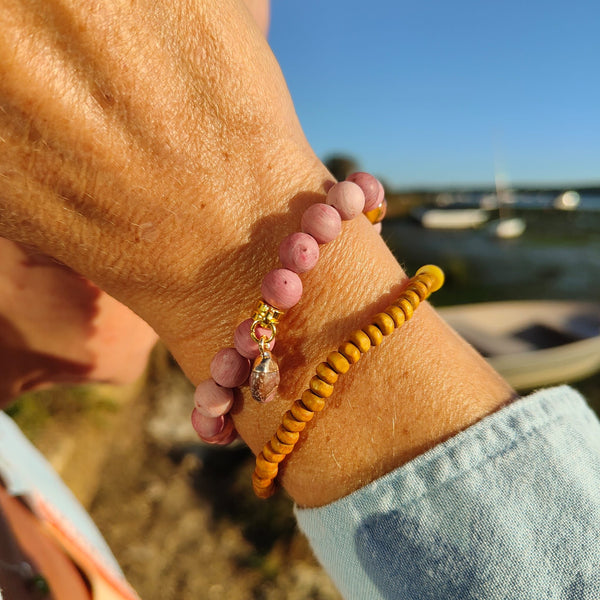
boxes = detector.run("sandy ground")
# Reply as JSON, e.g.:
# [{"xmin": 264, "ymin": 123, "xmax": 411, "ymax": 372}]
[{"xmin": 11, "ymin": 347, "xmax": 341, "ymax": 600}]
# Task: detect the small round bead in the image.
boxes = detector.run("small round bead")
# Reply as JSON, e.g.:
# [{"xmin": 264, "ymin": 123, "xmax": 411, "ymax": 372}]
[
  {"xmin": 396, "ymin": 298, "xmax": 414, "ymax": 320},
  {"xmin": 211, "ymin": 428, "xmax": 238, "ymax": 446},
  {"xmin": 416, "ymin": 265, "xmax": 445, "ymax": 292},
  {"xmin": 270, "ymin": 436, "xmax": 294, "ymax": 455},
  {"xmin": 316, "ymin": 362, "xmax": 338, "ymax": 385},
  {"xmin": 234, "ymin": 319, "xmax": 275, "ymax": 359},
  {"xmin": 282, "ymin": 410, "xmax": 307, "ymax": 433},
  {"xmin": 346, "ymin": 172, "xmax": 381, "ymax": 212},
  {"xmin": 279, "ymin": 232, "xmax": 320, "ymax": 274},
  {"xmin": 406, "ymin": 280, "xmax": 430, "ymax": 301},
  {"xmin": 416, "ymin": 272, "xmax": 435, "ymax": 291},
  {"xmin": 301, "ymin": 389, "xmax": 326, "ymax": 412},
  {"xmin": 210, "ymin": 348, "xmax": 250, "ymax": 388},
  {"xmin": 363, "ymin": 324, "xmax": 384, "ymax": 346},
  {"xmin": 291, "ymin": 400, "xmax": 315, "ymax": 422},
  {"xmin": 191, "ymin": 410, "xmax": 225, "ymax": 440},
  {"xmin": 338, "ymin": 341, "xmax": 361, "ymax": 364},
  {"xmin": 253, "ymin": 480, "xmax": 276, "ymax": 498},
  {"xmin": 372, "ymin": 312, "xmax": 395, "ymax": 335},
  {"xmin": 404, "ymin": 289, "xmax": 421, "ymax": 310},
  {"xmin": 276, "ymin": 425, "xmax": 300, "ymax": 446},
  {"xmin": 349, "ymin": 329, "xmax": 371, "ymax": 353},
  {"xmin": 373, "ymin": 222, "xmax": 383, "ymax": 234},
  {"xmin": 301, "ymin": 203, "xmax": 342, "ymax": 244},
  {"xmin": 193, "ymin": 379, "xmax": 234, "ymax": 418},
  {"xmin": 309, "ymin": 376, "xmax": 334, "ymax": 398},
  {"xmin": 263, "ymin": 443, "xmax": 286, "ymax": 463},
  {"xmin": 253, "ymin": 471, "xmax": 275, "ymax": 489},
  {"xmin": 256, "ymin": 453, "xmax": 279, "ymax": 479},
  {"xmin": 205, "ymin": 415, "xmax": 236, "ymax": 444},
  {"xmin": 326, "ymin": 351, "xmax": 351, "ymax": 374},
  {"xmin": 385, "ymin": 305, "xmax": 406, "ymax": 328},
  {"xmin": 365, "ymin": 199, "xmax": 387, "ymax": 225},
  {"xmin": 261, "ymin": 268, "xmax": 303, "ymax": 311},
  {"xmin": 325, "ymin": 181, "xmax": 365, "ymax": 220}
]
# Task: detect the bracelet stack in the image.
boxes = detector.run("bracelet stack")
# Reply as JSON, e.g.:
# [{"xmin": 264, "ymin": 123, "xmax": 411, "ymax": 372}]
[
  {"xmin": 191, "ymin": 173, "xmax": 387, "ymax": 446},
  {"xmin": 251, "ymin": 264, "xmax": 445, "ymax": 498}
]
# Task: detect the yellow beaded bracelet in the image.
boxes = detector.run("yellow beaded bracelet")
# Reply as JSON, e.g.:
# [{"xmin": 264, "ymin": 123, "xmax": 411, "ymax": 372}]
[{"xmin": 252, "ymin": 264, "xmax": 445, "ymax": 498}]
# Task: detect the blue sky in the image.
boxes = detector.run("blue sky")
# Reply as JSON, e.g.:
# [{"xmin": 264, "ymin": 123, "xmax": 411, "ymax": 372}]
[{"xmin": 269, "ymin": 1, "xmax": 599, "ymax": 188}]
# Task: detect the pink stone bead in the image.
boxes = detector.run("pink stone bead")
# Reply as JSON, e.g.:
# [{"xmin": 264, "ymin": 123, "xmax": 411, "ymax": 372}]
[
  {"xmin": 346, "ymin": 172, "xmax": 382, "ymax": 212},
  {"xmin": 326, "ymin": 181, "xmax": 365, "ymax": 220},
  {"xmin": 279, "ymin": 232, "xmax": 319, "ymax": 274},
  {"xmin": 210, "ymin": 348, "xmax": 250, "ymax": 388},
  {"xmin": 205, "ymin": 415, "xmax": 236, "ymax": 445},
  {"xmin": 234, "ymin": 318, "xmax": 275, "ymax": 359},
  {"xmin": 261, "ymin": 268, "xmax": 303, "ymax": 310},
  {"xmin": 301, "ymin": 203, "xmax": 342, "ymax": 244},
  {"xmin": 191, "ymin": 409, "xmax": 225, "ymax": 440},
  {"xmin": 193, "ymin": 379, "xmax": 234, "ymax": 418}
]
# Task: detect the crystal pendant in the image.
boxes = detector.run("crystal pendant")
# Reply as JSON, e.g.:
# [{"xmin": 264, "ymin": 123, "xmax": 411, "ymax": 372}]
[{"xmin": 250, "ymin": 348, "xmax": 280, "ymax": 403}]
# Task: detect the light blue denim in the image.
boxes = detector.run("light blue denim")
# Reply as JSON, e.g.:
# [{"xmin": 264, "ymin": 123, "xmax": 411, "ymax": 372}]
[{"xmin": 296, "ymin": 386, "xmax": 600, "ymax": 599}]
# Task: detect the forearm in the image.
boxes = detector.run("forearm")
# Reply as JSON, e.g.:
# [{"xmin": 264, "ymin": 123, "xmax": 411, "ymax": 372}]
[{"xmin": 0, "ymin": 0, "xmax": 515, "ymax": 508}]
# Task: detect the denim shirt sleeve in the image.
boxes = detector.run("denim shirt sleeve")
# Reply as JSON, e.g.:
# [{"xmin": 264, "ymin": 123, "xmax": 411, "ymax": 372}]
[{"xmin": 295, "ymin": 386, "xmax": 600, "ymax": 599}]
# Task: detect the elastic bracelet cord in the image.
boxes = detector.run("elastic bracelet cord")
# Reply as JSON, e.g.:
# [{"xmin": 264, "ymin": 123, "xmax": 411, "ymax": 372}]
[
  {"xmin": 251, "ymin": 265, "xmax": 445, "ymax": 499},
  {"xmin": 191, "ymin": 173, "xmax": 387, "ymax": 446}
]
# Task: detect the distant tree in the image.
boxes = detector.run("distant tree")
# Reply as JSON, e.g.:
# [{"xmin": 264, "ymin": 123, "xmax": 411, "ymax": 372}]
[{"xmin": 324, "ymin": 154, "xmax": 359, "ymax": 181}]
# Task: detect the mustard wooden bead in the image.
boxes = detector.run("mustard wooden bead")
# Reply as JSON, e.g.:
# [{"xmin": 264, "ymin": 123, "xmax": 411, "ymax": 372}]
[
  {"xmin": 253, "ymin": 479, "xmax": 276, "ymax": 498},
  {"xmin": 270, "ymin": 436, "xmax": 294, "ymax": 455},
  {"xmin": 406, "ymin": 279, "xmax": 430, "ymax": 301},
  {"xmin": 372, "ymin": 312, "xmax": 395, "ymax": 335},
  {"xmin": 327, "ymin": 351, "xmax": 351, "ymax": 374},
  {"xmin": 263, "ymin": 442, "xmax": 286, "ymax": 463},
  {"xmin": 363, "ymin": 323, "xmax": 383, "ymax": 346},
  {"xmin": 339, "ymin": 341, "xmax": 361, "ymax": 364},
  {"xmin": 252, "ymin": 471, "xmax": 274, "ymax": 489},
  {"xmin": 404, "ymin": 289, "xmax": 421, "ymax": 309},
  {"xmin": 416, "ymin": 264, "xmax": 444, "ymax": 292},
  {"xmin": 301, "ymin": 389, "xmax": 326, "ymax": 412},
  {"xmin": 396, "ymin": 297, "xmax": 414, "ymax": 320},
  {"xmin": 310, "ymin": 376, "xmax": 334, "ymax": 398},
  {"xmin": 316, "ymin": 362, "xmax": 339, "ymax": 384},
  {"xmin": 277, "ymin": 425, "xmax": 300, "ymax": 446},
  {"xmin": 385, "ymin": 304, "xmax": 406, "ymax": 328},
  {"xmin": 291, "ymin": 400, "xmax": 315, "ymax": 422},
  {"xmin": 416, "ymin": 272, "xmax": 435, "ymax": 291},
  {"xmin": 349, "ymin": 329, "xmax": 371, "ymax": 353},
  {"xmin": 283, "ymin": 410, "xmax": 307, "ymax": 433},
  {"xmin": 255, "ymin": 453, "xmax": 279, "ymax": 479}
]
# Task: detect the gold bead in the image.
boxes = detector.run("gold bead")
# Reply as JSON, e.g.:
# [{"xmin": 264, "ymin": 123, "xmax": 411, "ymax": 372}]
[
  {"xmin": 316, "ymin": 362, "xmax": 338, "ymax": 384},
  {"xmin": 396, "ymin": 297, "xmax": 414, "ymax": 320},
  {"xmin": 291, "ymin": 400, "xmax": 314, "ymax": 422},
  {"xmin": 372, "ymin": 312, "xmax": 395, "ymax": 335},
  {"xmin": 255, "ymin": 453, "xmax": 279, "ymax": 479},
  {"xmin": 327, "ymin": 351, "xmax": 351, "ymax": 374},
  {"xmin": 385, "ymin": 305, "xmax": 406, "ymax": 328},
  {"xmin": 301, "ymin": 389, "xmax": 326, "ymax": 412},
  {"xmin": 263, "ymin": 443, "xmax": 286, "ymax": 463},
  {"xmin": 416, "ymin": 265, "xmax": 444, "ymax": 292},
  {"xmin": 403, "ymin": 289, "xmax": 421, "ymax": 309},
  {"xmin": 270, "ymin": 436, "xmax": 294, "ymax": 455},
  {"xmin": 349, "ymin": 329, "xmax": 371, "ymax": 353},
  {"xmin": 276, "ymin": 425, "xmax": 300, "ymax": 446},
  {"xmin": 310, "ymin": 376, "xmax": 334, "ymax": 398},
  {"xmin": 339, "ymin": 341, "xmax": 361, "ymax": 364},
  {"xmin": 406, "ymin": 279, "xmax": 429, "ymax": 301},
  {"xmin": 282, "ymin": 410, "xmax": 307, "ymax": 433},
  {"xmin": 363, "ymin": 324, "xmax": 383, "ymax": 346},
  {"xmin": 253, "ymin": 479, "xmax": 276, "ymax": 498},
  {"xmin": 252, "ymin": 471, "xmax": 274, "ymax": 489}
]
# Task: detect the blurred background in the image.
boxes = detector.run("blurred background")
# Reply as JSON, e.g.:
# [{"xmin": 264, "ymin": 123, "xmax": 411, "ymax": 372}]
[{"xmin": 7, "ymin": 1, "xmax": 599, "ymax": 598}]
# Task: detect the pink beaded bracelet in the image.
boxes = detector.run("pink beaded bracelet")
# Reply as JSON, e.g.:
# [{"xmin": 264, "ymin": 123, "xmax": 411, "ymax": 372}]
[{"xmin": 191, "ymin": 172, "xmax": 387, "ymax": 445}]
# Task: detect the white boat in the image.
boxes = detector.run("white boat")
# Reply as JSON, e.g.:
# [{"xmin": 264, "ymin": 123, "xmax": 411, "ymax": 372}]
[
  {"xmin": 487, "ymin": 217, "xmax": 526, "ymax": 239},
  {"xmin": 412, "ymin": 206, "xmax": 489, "ymax": 230},
  {"xmin": 438, "ymin": 300, "xmax": 600, "ymax": 390}
]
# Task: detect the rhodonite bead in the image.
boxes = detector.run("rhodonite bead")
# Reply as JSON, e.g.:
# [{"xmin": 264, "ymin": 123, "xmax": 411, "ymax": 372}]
[
  {"xmin": 346, "ymin": 172, "xmax": 382, "ymax": 212},
  {"xmin": 301, "ymin": 203, "xmax": 342, "ymax": 244},
  {"xmin": 191, "ymin": 409, "xmax": 225, "ymax": 439},
  {"xmin": 193, "ymin": 379, "xmax": 234, "ymax": 418},
  {"xmin": 261, "ymin": 268, "xmax": 303, "ymax": 310},
  {"xmin": 326, "ymin": 181, "xmax": 365, "ymax": 220},
  {"xmin": 234, "ymin": 319, "xmax": 275, "ymax": 359},
  {"xmin": 279, "ymin": 232, "xmax": 320, "ymax": 274},
  {"xmin": 210, "ymin": 348, "xmax": 251, "ymax": 388}
]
